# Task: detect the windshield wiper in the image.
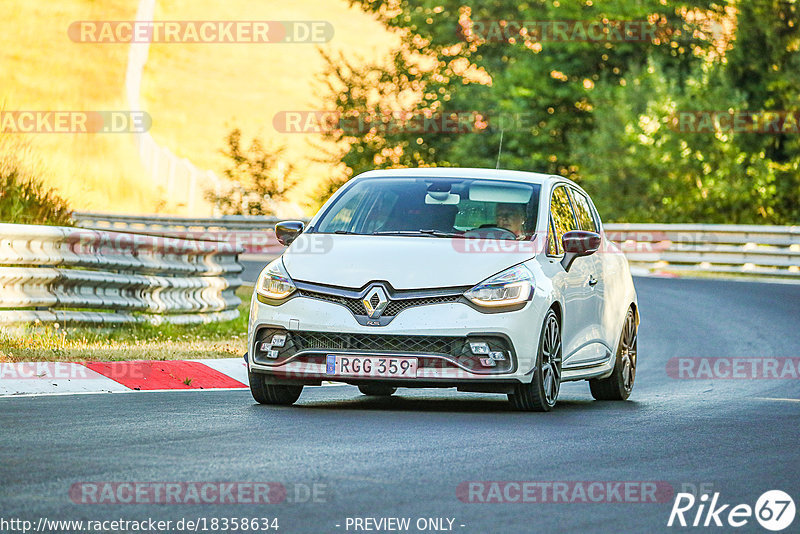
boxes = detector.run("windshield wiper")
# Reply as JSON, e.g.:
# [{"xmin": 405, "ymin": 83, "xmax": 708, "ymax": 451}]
[
  {"xmin": 372, "ymin": 229, "xmax": 465, "ymax": 238},
  {"xmin": 418, "ymin": 229, "xmax": 465, "ymax": 238}
]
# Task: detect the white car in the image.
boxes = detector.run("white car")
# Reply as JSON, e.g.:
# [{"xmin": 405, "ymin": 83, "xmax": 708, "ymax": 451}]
[{"xmin": 247, "ymin": 168, "xmax": 639, "ymax": 411}]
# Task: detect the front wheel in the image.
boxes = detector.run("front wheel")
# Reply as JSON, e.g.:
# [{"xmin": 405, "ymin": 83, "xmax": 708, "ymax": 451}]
[
  {"xmin": 249, "ymin": 371, "xmax": 303, "ymax": 405},
  {"xmin": 589, "ymin": 308, "xmax": 637, "ymax": 401},
  {"xmin": 509, "ymin": 309, "xmax": 562, "ymax": 412}
]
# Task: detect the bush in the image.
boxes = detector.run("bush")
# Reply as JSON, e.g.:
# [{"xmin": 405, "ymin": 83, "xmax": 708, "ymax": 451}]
[
  {"xmin": 0, "ymin": 137, "xmax": 72, "ymax": 226},
  {"xmin": 206, "ymin": 129, "xmax": 295, "ymax": 216}
]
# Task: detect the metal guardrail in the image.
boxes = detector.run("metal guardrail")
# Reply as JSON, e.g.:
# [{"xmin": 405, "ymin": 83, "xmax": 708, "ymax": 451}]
[
  {"xmin": 0, "ymin": 223, "xmax": 244, "ymax": 325},
  {"xmin": 72, "ymin": 212, "xmax": 286, "ymax": 256},
  {"xmin": 73, "ymin": 212, "xmax": 281, "ymax": 231},
  {"xmin": 604, "ymin": 223, "xmax": 800, "ymax": 279},
  {"xmin": 73, "ymin": 213, "xmax": 800, "ymax": 280}
]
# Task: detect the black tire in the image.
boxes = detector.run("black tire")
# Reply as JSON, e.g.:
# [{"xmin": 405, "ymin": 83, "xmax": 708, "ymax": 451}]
[
  {"xmin": 508, "ymin": 309, "xmax": 562, "ymax": 412},
  {"xmin": 590, "ymin": 308, "xmax": 637, "ymax": 401},
  {"xmin": 248, "ymin": 371, "xmax": 303, "ymax": 405},
  {"xmin": 358, "ymin": 384, "xmax": 397, "ymax": 396}
]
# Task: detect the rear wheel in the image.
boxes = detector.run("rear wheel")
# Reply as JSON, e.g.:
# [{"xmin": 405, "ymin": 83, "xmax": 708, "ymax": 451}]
[
  {"xmin": 248, "ymin": 371, "xmax": 303, "ymax": 405},
  {"xmin": 509, "ymin": 309, "xmax": 562, "ymax": 412},
  {"xmin": 358, "ymin": 384, "xmax": 397, "ymax": 396},
  {"xmin": 590, "ymin": 308, "xmax": 637, "ymax": 400}
]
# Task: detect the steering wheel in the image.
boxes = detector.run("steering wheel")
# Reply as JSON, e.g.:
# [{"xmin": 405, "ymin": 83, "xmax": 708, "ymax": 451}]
[{"xmin": 464, "ymin": 226, "xmax": 518, "ymax": 239}]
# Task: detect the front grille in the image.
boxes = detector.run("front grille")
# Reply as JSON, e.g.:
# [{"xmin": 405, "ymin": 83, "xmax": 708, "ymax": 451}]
[
  {"xmin": 296, "ymin": 289, "xmax": 462, "ymax": 317},
  {"xmin": 298, "ymin": 289, "xmax": 365, "ymax": 316},
  {"xmin": 252, "ymin": 328, "xmax": 516, "ymax": 374},
  {"xmin": 292, "ymin": 331, "xmax": 459, "ymax": 354},
  {"xmin": 384, "ymin": 295, "xmax": 461, "ymax": 316}
]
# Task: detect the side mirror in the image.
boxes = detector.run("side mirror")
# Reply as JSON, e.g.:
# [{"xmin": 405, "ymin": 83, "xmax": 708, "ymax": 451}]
[
  {"xmin": 561, "ymin": 230, "xmax": 601, "ymax": 272},
  {"xmin": 275, "ymin": 221, "xmax": 305, "ymax": 246}
]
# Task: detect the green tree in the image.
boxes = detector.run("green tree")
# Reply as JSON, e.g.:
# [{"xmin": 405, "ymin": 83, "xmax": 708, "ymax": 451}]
[
  {"xmin": 724, "ymin": 0, "xmax": 800, "ymax": 222},
  {"xmin": 572, "ymin": 58, "xmax": 782, "ymax": 223},
  {"xmin": 317, "ymin": 0, "xmax": 800, "ymax": 223},
  {"xmin": 208, "ymin": 129, "xmax": 295, "ymax": 216},
  {"xmin": 319, "ymin": 0, "xmax": 721, "ymax": 182}
]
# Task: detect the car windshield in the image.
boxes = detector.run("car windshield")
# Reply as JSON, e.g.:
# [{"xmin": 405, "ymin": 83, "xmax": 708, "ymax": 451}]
[{"xmin": 314, "ymin": 177, "xmax": 540, "ymax": 241}]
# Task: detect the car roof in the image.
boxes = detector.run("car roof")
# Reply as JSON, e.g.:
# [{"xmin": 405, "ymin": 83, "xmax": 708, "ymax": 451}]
[{"xmin": 354, "ymin": 167, "xmax": 573, "ymax": 187}]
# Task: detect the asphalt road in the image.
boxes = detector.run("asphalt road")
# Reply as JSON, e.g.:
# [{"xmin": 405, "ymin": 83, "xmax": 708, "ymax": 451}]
[
  {"xmin": 1, "ymin": 277, "xmax": 799, "ymax": 533},
  {"xmin": 240, "ymin": 257, "xmax": 276, "ymax": 284}
]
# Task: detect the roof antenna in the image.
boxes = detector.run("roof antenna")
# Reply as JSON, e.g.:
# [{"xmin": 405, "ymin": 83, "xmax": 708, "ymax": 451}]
[{"xmin": 495, "ymin": 129, "xmax": 504, "ymax": 170}]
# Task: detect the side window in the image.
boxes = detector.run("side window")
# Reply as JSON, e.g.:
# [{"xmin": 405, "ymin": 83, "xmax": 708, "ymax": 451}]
[
  {"xmin": 549, "ymin": 185, "xmax": 578, "ymax": 255},
  {"xmin": 570, "ymin": 189, "xmax": 598, "ymax": 233},
  {"xmin": 547, "ymin": 217, "xmax": 559, "ymax": 255}
]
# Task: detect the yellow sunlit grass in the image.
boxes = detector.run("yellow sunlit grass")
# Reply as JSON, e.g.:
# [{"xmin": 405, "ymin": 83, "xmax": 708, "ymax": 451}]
[
  {"xmin": 0, "ymin": 0, "xmax": 162, "ymax": 213},
  {"xmin": 2, "ymin": 0, "xmax": 396, "ymax": 215}
]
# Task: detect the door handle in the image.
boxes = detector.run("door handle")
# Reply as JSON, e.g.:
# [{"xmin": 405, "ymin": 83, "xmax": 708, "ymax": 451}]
[{"xmin": 588, "ymin": 275, "xmax": 598, "ymax": 287}]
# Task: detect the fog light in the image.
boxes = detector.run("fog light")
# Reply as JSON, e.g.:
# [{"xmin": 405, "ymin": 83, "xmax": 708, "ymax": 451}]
[
  {"xmin": 479, "ymin": 357, "xmax": 496, "ymax": 367},
  {"xmin": 470, "ymin": 342, "xmax": 490, "ymax": 355},
  {"xmin": 489, "ymin": 351, "xmax": 506, "ymax": 361},
  {"xmin": 271, "ymin": 334, "xmax": 286, "ymax": 347}
]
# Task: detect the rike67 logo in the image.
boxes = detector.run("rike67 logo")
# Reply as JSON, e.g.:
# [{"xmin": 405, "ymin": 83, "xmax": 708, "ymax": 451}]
[{"xmin": 668, "ymin": 490, "xmax": 796, "ymax": 531}]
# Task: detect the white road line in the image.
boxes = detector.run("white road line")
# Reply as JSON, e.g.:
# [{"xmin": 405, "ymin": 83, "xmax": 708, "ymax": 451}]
[{"xmin": 0, "ymin": 381, "xmax": 349, "ymax": 399}]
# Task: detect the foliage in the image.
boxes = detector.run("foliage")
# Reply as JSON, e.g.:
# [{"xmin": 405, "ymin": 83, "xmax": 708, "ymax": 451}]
[
  {"xmin": 207, "ymin": 129, "xmax": 296, "ymax": 216},
  {"xmin": 0, "ymin": 137, "xmax": 73, "ymax": 226},
  {"xmin": 317, "ymin": 0, "xmax": 800, "ymax": 224},
  {"xmin": 571, "ymin": 59, "xmax": 782, "ymax": 223}
]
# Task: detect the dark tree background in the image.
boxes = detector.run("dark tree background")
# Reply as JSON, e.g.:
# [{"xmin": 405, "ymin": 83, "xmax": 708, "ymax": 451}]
[{"xmin": 316, "ymin": 0, "xmax": 800, "ymax": 224}]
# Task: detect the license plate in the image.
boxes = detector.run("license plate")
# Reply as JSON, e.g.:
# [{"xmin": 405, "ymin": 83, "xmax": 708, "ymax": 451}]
[{"xmin": 325, "ymin": 355, "xmax": 418, "ymax": 378}]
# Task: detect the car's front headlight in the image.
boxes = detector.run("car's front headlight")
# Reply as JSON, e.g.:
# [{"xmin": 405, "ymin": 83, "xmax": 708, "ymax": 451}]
[
  {"xmin": 256, "ymin": 258, "xmax": 296, "ymax": 300},
  {"xmin": 464, "ymin": 264, "xmax": 534, "ymax": 308}
]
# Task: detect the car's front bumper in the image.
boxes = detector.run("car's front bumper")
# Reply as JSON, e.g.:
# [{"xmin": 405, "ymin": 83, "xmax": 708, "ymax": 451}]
[{"xmin": 247, "ymin": 292, "xmax": 548, "ymax": 387}]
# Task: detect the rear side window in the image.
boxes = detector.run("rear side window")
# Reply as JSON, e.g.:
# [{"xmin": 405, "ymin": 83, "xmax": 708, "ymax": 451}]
[
  {"xmin": 570, "ymin": 189, "xmax": 598, "ymax": 233},
  {"xmin": 547, "ymin": 218, "xmax": 559, "ymax": 255},
  {"xmin": 549, "ymin": 185, "xmax": 578, "ymax": 255}
]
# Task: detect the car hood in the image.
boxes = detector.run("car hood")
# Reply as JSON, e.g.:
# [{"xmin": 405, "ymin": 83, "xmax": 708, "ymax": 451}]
[{"xmin": 282, "ymin": 234, "xmax": 536, "ymax": 290}]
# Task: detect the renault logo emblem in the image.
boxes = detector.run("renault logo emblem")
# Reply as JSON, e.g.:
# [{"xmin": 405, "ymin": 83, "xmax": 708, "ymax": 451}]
[{"xmin": 362, "ymin": 286, "xmax": 389, "ymax": 318}]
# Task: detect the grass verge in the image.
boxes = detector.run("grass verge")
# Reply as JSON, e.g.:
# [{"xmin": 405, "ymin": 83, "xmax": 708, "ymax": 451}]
[{"xmin": 0, "ymin": 287, "xmax": 252, "ymax": 362}]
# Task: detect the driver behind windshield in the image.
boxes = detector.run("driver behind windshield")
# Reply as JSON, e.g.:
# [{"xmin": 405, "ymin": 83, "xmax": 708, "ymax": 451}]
[{"xmin": 495, "ymin": 202, "xmax": 529, "ymax": 239}]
